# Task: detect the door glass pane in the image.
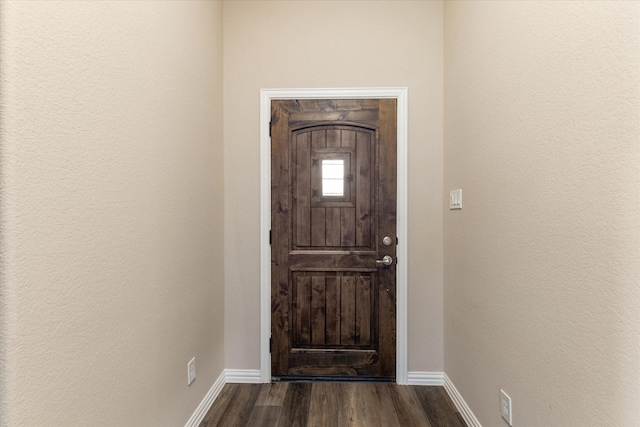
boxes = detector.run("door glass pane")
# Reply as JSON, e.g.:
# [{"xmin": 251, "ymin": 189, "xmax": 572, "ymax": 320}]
[{"xmin": 322, "ymin": 159, "xmax": 344, "ymax": 196}]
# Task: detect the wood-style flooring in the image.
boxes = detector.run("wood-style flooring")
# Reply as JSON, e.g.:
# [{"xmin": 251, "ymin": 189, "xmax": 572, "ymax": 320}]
[{"xmin": 199, "ymin": 382, "xmax": 467, "ymax": 427}]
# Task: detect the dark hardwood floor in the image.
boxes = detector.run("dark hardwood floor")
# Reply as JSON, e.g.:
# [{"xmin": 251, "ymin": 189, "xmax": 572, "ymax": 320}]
[{"xmin": 199, "ymin": 382, "xmax": 467, "ymax": 427}]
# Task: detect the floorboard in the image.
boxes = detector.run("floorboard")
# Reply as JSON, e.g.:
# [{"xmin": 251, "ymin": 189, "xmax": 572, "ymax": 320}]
[
  {"xmin": 307, "ymin": 382, "xmax": 349, "ymax": 427},
  {"xmin": 414, "ymin": 386, "xmax": 466, "ymax": 427},
  {"xmin": 213, "ymin": 383, "xmax": 262, "ymax": 427},
  {"xmin": 388, "ymin": 384, "xmax": 433, "ymax": 427},
  {"xmin": 348, "ymin": 383, "xmax": 401, "ymax": 427},
  {"xmin": 199, "ymin": 382, "xmax": 467, "ymax": 427},
  {"xmin": 277, "ymin": 382, "xmax": 312, "ymax": 427},
  {"xmin": 200, "ymin": 383, "xmax": 238, "ymax": 427},
  {"xmin": 255, "ymin": 382, "xmax": 289, "ymax": 407},
  {"xmin": 247, "ymin": 406, "xmax": 283, "ymax": 426}
]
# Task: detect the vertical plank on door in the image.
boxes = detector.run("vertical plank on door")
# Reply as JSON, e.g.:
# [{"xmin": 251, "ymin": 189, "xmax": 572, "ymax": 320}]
[
  {"xmin": 356, "ymin": 132, "xmax": 372, "ymax": 247},
  {"xmin": 340, "ymin": 276, "xmax": 356, "ymax": 346},
  {"xmin": 295, "ymin": 133, "xmax": 311, "ymax": 247},
  {"xmin": 311, "ymin": 276, "xmax": 326, "ymax": 345},
  {"xmin": 295, "ymin": 275, "xmax": 311, "ymax": 346},
  {"xmin": 311, "ymin": 208, "xmax": 326, "ymax": 246},
  {"xmin": 311, "ymin": 129, "xmax": 326, "ymax": 149},
  {"xmin": 310, "ymin": 140, "xmax": 322, "ymax": 206},
  {"xmin": 341, "ymin": 130, "xmax": 356, "ymax": 148},
  {"xmin": 356, "ymin": 276, "xmax": 372, "ymax": 346},
  {"xmin": 340, "ymin": 208, "xmax": 356, "ymax": 246},
  {"xmin": 325, "ymin": 208, "xmax": 341, "ymax": 246},
  {"xmin": 325, "ymin": 276, "xmax": 340, "ymax": 346},
  {"xmin": 326, "ymin": 129, "xmax": 341, "ymax": 148}
]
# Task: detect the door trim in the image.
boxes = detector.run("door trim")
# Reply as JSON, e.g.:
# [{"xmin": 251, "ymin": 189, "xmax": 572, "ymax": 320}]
[{"xmin": 260, "ymin": 88, "xmax": 408, "ymax": 384}]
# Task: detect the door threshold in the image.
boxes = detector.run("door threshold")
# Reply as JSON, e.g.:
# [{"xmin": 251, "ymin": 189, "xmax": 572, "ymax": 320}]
[{"xmin": 272, "ymin": 375, "xmax": 395, "ymax": 383}]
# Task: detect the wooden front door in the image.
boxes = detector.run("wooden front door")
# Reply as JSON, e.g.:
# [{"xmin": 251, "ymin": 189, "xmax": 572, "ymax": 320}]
[{"xmin": 271, "ymin": 99, "xmax": 397, "ymax": 380}]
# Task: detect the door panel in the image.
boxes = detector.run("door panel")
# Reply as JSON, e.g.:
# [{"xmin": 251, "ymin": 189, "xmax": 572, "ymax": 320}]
[
  {"xmin": 271, "ymin": 99, "xmax": 397, "ymax": 379},
  {"xmin": 293, "ymin": 126, "xmax": 374, "ymax": 250},
  {"xmin": 292, "ymin": 272, "xmax": 375, "ymax": 348}
]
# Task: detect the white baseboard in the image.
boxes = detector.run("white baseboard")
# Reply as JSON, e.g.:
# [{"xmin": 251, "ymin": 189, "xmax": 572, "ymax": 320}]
[
  {"xmin": 184, "ymin": 370, "xmax": 226, "ymax": 427},
  {"xmin": 407, "ymin": 371, "xmax": 444, "ymax": 386},
  {"xmin": 444, "ymin": 373, "xmax": 482, "ymax": 427},
  {"xmin": 224, "ymin": 369, "xmax": 262, "ymax": 384}
]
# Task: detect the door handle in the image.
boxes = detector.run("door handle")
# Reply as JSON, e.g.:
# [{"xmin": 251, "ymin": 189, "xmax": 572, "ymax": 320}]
[{"xmin": 376, "ymin": 255, "xmax": 393, "ymax": 267}]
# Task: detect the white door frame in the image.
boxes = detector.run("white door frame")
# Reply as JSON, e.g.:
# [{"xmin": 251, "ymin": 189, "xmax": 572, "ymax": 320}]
[{"xmin": 260, "ymin": 88, "xmax": 408, "ymax": 384}]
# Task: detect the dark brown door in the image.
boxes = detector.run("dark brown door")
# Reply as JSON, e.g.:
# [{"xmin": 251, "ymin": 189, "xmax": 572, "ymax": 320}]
[{"xmin": 271, "ymin": 99, "xmax": 397, "ymax": 379}]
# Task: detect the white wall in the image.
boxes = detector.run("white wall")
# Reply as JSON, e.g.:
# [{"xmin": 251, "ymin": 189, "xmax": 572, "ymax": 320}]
[
  {"xmin": 0, "ymin": 2, "xmax": 224, "ymax": 426},
  {"xmin": 223, "ymin": 0, "xmax": 444, "ymax": 373},
  {"xmin": 444, "ymin": 1, "xmax": 640, "ymax": 426}
]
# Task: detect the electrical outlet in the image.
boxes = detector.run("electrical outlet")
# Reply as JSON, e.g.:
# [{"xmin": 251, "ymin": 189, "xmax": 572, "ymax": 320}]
[
  {"xmin": 187, "ymin": 358, "xmax": 196, "ymax": 386},
  {"xmin": 500, "ymin": 389, "xmax": 512, "ymax": 426}
]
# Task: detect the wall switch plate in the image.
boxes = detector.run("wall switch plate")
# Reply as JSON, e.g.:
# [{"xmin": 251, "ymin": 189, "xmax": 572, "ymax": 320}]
[
  {"xmin": 449, "ymin": 189, "xmax": 462, "ymax": 209},
  {"xmin": 500, "ymin": 389, "xmax": 513, "ymax": 425},
  {"xmin": 187, "ymin": 357, "xmax": 196, "ymax": 386}
]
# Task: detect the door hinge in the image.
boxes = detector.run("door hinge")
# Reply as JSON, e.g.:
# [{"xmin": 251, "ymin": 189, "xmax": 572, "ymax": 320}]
[
  {"xmin": 269, "ymin": 121, "xmax": 273, "ymax": 137},
  {"xmin": 269, "ymin": 230, "xmax": 272, "ymax": 245},
  {"xmin": 269, "ymin": 337, "xmax": 272, "ymax": 353},
  {"xmin": 396, "ymin": 236, "xmax": 399, "ymax": 245},
  {"xmin": 396, "ymin": 257, "xmax": 398, "ymax": 265}
]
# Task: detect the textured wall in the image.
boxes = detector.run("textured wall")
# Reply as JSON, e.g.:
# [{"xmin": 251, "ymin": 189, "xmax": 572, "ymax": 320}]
[
  {"xmin": 223, "ymin": 1, "xmax": 444, "ymax": 372},
  {"xmin": 0, "ymin": 2, "xmax": 224, "ymax": 426},
  {"xmin": 444, "ymin": 2, "xmax": 640, "ymax": 426}
]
